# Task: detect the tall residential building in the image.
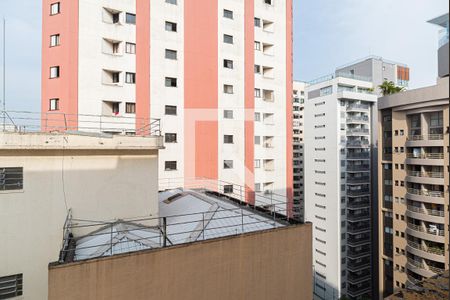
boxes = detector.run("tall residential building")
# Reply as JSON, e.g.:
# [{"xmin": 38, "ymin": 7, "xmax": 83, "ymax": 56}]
[
  {"xmin": 293, "ymin": 81, "xmax": 305, "ymax": 220},
  {"xmin": 377, "ymin": 13, "xmax": 449, "ymax": 299},
  {"xmin": 41, "ymin": 0, "xmax": 294, "ymax": 212},
  {"xmin": 336, "ymin": 56, "xmax": 410, "ymax": 96},
  {"xmin": 304, "ymin": 74, "xmax": 377, "ymax": 300}
]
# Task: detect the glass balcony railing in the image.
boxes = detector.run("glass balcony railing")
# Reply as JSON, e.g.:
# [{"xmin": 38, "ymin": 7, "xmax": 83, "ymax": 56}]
[
  {"xmin": 438, "ymin": 28, "xmax": 449, "ymax": 48},
  {"xmin": 407, "ymin": 134, "xmax": 444, "ymax": 141},
  {"xmin": 407, "ymin": 205, "xmax": 445, "ymax": 217},
  {"xmin": 406, "ymin": 153, "xmax": 444, "ymax": 159},
  {"xmin": 407, "ymin": 188, "xmax": 444, "ymax": 198},
  {"xmin": 407, "ymin": 222, "xmax": 445, "ymax": 236},
  {"xmin": 407, "ymin": 171, "xmax": 444, "ymax": 179},
  {"xmin": 406, "ymin": 240, "xmax": 445, "ymax": 256},
  {"xmin": 347, "ymin": 152, "xmax": 370, "ymax": 159}
]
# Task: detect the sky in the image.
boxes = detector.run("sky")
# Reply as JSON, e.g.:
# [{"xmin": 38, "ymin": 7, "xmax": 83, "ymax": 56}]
[{"xmin": 0, "ymin": 0, "xmax": 448, "ymax": 112}]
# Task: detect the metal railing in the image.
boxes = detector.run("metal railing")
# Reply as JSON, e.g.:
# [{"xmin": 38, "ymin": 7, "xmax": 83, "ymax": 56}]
[
  {"xmin": 0, "ymin": 110, "xmax": 161, "ymax": 136},
  {"xmin": 407, "ymin": 240, "xmax": 445, "ymax": 256},
  {"xmin": 407, "ymin": 188, "xmax": 444, "ymax": 198},
  {"xmin": 346, "ymin": 128, "xmax": 369, "ymax": 135},
  {"xmin": 347, "ymin": 165, "xmax": 370, "ymax": 172},
  {"xmin": 406, "ymin": 153, "xmax": 444, "ymax": 159},
  {"xmin": 407, "ymin": 134, "xmax": 444, "ymax": 141},
  {"xmin": 346, "ymin": 152, "xmax": 370, "ymax": 159},
  {"xmin": 407, "ymin": 222, "xmax": 445, "ymax": 236},
  {"xmin": 346, "ymin": 104, "xmax": 370, "ymax": 111},
  {"xmin": 347, "ymin": 177, "xmax": 370, "ymax": 184},
  {"xmin": 158, "ymin": 177, "xmax": 291, "ymax": 218},
  {"xmin": 347, "ymin": 116, "xmax": 369, "ymax": 123},
  {"xmin": 59, "ymin": 191, "xmax": 293, "ymax": 262},
  {"xmin": 407, "ymin": 171, "xmax": 444, "ymax": 179},
  {"xmin": 407, "ymin": 205, "xmax": 445, "ymax": 217}
]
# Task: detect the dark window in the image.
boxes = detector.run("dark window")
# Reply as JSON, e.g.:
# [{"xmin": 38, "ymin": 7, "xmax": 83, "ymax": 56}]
[
  {"xmin": 165, "ymin": 21, "xmax": 177, "ymax": 32},
  {"xmin": 165, "ymin": 105, "xmax": 177, "ymax": 115},
  {"xmin": 125, "ymin": 72, "xmax": 136, "ymax": 84},
  {"xmin": 0, "ymin": 168, "xmax": 23, "ymax": 191},
  {"xmin": 165, "ymin": 49, "xmax": 177, "ymax": 60},
  {"xmin": 49, "ymin": 98, "xmax": 59, "ymax": 111},
  {"xmin": 224, "ymin": 184, "xmax": 233, "ymax": 194},
  {"xmin": 125, "ymin": 42, "xmax": 136, "ymax": 54},
  {"xmin": 165, "ymin": 133, "xmax": 177, "ymax": 143},
  {"xmin": 254, "ymin": 17, "xmax": 261, "ymax": 27},
  {"xmin": 165, "ymin": 0, "xmax": 177, "ymax": 4},
  {"xmin": 165, "ymin": 77, "xmax": 177, "ymax": 87},
  {"xmin": 112, "ymin": 72, "xmax": 120, "ymax": 83},
  {"xmin": 224, "ymin": 135, "xmax": 234, "ymax": 144},
  {"xmin": 0, "ymin": 274, "xmax": 23, "ymax": 298},
  {"xmin": 112, "ymin": 12, "xmax": 120, "ymax": 24},
  {"xmin": 125, "ymin": 13, "xmax": 136, "ymax": 24},
  {"xmin": 125, "ymin": 103, "xmax": 135, "ymax": 114},
  {"xmin": 223, "ymin": 160, "xmax": 233, "ymax": 169},
  {"xmin": 223, "ymin": 9, "xmax": 233, "ymax": 19},
  {"xmin": 112, "ymin": 102, "xmax": 119, "ymax": 114},
  {"xmin": 50, "ymin": 2, "xmax": 60, "ymax": 15},
  {"xmin": 223, "ymin": 59, "xmax": 233, "ymax": 69},
  {"xmin": 165, "ymin": 161, "xmax": 177, "ymax": 171},
  {"xmin": 223, "ymin": 34, "xmax": 233, "ymax": 44}
]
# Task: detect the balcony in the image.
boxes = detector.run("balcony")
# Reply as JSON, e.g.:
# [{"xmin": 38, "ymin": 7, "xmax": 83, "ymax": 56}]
[
  {"xmin": 406, "ymin": 153, "xmax": 444, "ymax": 159},
  {"xmin": 346, "ymin": 116, "xmax": 369, "ymax": 124},
  {"xmin": 406, "ymin": 257, "xmax": 443, "ymax": 277},
  {"xmin": 347, "ymin": 284, "xmax": 372, "ymax": 298},
  {"xmin": 346, "ymin": 140, "xmax": 370, "ymax": 148},
  {"xmin": 347, "ymin": 222, "xmax": 371, "ymax": 234},
  {"xmin": 407, "ymin": 205, "xmax": 445, "ymax": 218},
  {"xmin": 347, "ymin": 247, "xmax": 371, "ymax": 259},
  {"xmin": 346, "ymin": 152, "xmax": 370, "ymax": 160},
  {"xmin": 347, "ymin": 212, "xmax": 370, "ymax": 221},
  {"xmin": 406, "ymin": 222, "xmax": 445, "ymax": 237},
  {"xmin": 346, "ymin": 104, "xmax": 370, "ymax": 112},
  {"xmin": 406, "ymin": 188, "xmax": 444, "ymax": 199},
  {"xmin": 347, "ymin": 257, "xmax": 371, "ymax": 271},
  {"xmin": 347, "ymin": 234, "xmax": 371, "ymax": 246},
  {"xmin": 347, "ymin": 176, "xmax": 370, "ymax": 184},
  {"xmin": 346, "ymin": 165, "xmax": 370, "ymax": 172},
  {"xmin": 347, "ymin": 270, "xmax": 371, "ymax": 285},
  {"xmin": 406, "ymin": 240, "xmax": 446, "ymax": 263},
  {"xmin": 347, "ymin": 200, "xmax": 370, "ymax": 209},
  {"xmin": 346, "ymin": 128, "xmax": 370, "ymax": 136},
  {"xmin": 406, "ymin": 171, "xmax": 444, "ymax": 183},
  {"xmin": 407, "ymin": 134, "xmax": 444, "ymax": 141},
  {"xmin": 347, "ymin": 189, "xmax": 370, "ymax": 197}
]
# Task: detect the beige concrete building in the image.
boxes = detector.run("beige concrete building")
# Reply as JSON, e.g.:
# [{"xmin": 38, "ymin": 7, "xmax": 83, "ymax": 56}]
[
  {"xmin": 0, "ymin": 131, "xmax": 163, "ymax": 300},
  {"xmin": 377, "ymin": 13, "xmax": 449, "ymax": 298}
]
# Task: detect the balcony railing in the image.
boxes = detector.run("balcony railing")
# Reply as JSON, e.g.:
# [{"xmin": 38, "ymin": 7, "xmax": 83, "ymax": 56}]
[
  {"xmin": 347, "ymin": 248, "xmax": 371, "ymax": 259},
  {"xmin": 346, "ymin": 140, "xmax": 370, "ymax": 147},
  {"xmin": 347, "ymin": 116, "xmax": 369, "ymax": 123},
  {"xmin": 406, "ymin": 153, "xmax": 444, "ymax": 159},
  {"xmin": 347, "ymin": 258, "xmax": 371, "ymax": 270},
  {"xmin": 346, "ymin": 128, "xmax": 370, "ymax": 135},
  {"xmin": 347, "ymin": 189, "xmax": 371, "ymax": 197},
  {"xmin": 347, "ymin": 200, "xmax": 370, "ymax": 209},
  {"xmin": 407, "ymin": 188, "xmax": 444, "ymax": 198},
  {"xmin": 347, "ymin": 152, "xmax": 370, "ymax": 159},
  {"xmin": 407, "ymin": 134, "xmax": 444, "ymax": 141},
  {"xmin": 407, "ymin": 240, "xmax": 445, "ymax": 256},
  {"xmin": 346, "ymin": 104, "xmax": 370, "ymax": 111},
  {"xmin": 347, "ymin": 165, "xmax": 370, "ymax": 172},
  {"xmin": 347, "ymin": 213, "xmax": 370, "ymax": 221},
  {"xmin": 407, "ymin": 222, "xmax": 445, "ymax": 236},
  {"xmin": 407, "ymin": 205, "xmax": 445, "ymax": 217},
  {"xmin": 348, "ymin": 235, "xmax": 371, "ymax": 246},
  {"xmin": 347, "ymin": 177, "xmax": 370, "ymax": 184},
  {"xmin": 347, "ymin": 223, "xmax": 371, "ymax": 234},
  {"xmin": 407, "ymin": 171, "xmax": 444, "ymax": 179}
]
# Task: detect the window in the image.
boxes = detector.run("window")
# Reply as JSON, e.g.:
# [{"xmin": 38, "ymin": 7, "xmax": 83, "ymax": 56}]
[
  {"xmin": 254, "ymin": 65, "xmax": 261, "ymax": 74},
  {"xmin": 254, "ymin": 136, "xmax": 260, "ymax": 145},
  {"xmin": 50, "ymin": 34, "xmax": 60, "ymax": 47},
  {"xmin": 165, "ymin": 21, "xmax": 177, "ymax": 32},
  {"xmin": 0, "ymin": 168, "xmax": 23, "ymax": 191},
  {"xmin": 50, "ymin": 66, "xmax": 60, "ymax": 78},
  {"xmin": 125, "ymin": 72, "xmax": 136, "ymax": 84},
  {"xmin": 50, "ymin": 2, "xmax": 60, "ymax": 15},
  {"xmin": 223, "ymin": 85, "xmax": 234, "ymax": 94},
  {"xmin": 264, "ymin": 0, "xmax": 273, "ymax": 5},
  {"xmin": 125, "ymin": 42, "xmax": 136, "ymax": 54},
  {"xmin": 224, "ymin": 135, "xmax": 234, "ymax": 144},
  {"xmin": 49, "ymin": 98, "xmax": 59, "ymax": 111},
  {"xmin": 255, "ymin": 159, "xmax": 261, "ymax": 168},
  {"xmin": 319, "ymin": 86, "xmax": 333, "ymax": 96},
  {"xmin": 254, "ymin": 41, "xmax": 261, "ymax": 50},
  {"xmin": 223, "ymin": 9, "xmax": 233, "ymax": 19},
  {"xmin": 166, "ymin": 0, "xmax": 177, "ymax": 4},
  {"xmin": 254, "ymin": 88, "xmax": 261, "ymax": 98},
  {"xmin": 102, "ymin": 101, "xmax": 120, "ymax": 115},
  {"xmin": 165, "ymin": 105, "xmax": 177, "ymax": 115},
  {"xmin": 224, "ymin": 59, "xmax": 233, "ymax": 69},
  {"xmin": 125, "ymin": 102, "xmax": 136, "ymax": 114},
  {"xmin": 254, "ymin": 183, "xmax": 261, "ymax": 192},
  {"xmin": 165, "ymin": 77, "xmax": 177, "ymax": 87},
  {"xmin": 254, "ymin": 18, "xmax": 261, "ymax": 27},
  {"xmin": 165, "ymin": 133, "xmax": 177, "ymax": 143},
  {"xmin": 165, "ymin": 49, "xmax": 177, "ymax": 60},
  {"xmin": 125, "ymin": 13, "xmax": 136, "ymax": 24},
  {"xmin": 165, "ymin": 161, "xmax": 177, "ymax": 171},
  {"xmin": 224, "ymin": 160, "xmax": 233, "ymax": 169},
  {"xmin": 0, "ymin": 274, "xmax": 23, "ymax": 298},
  {"xmin": 223, "ymin": 110, "xmax": 233, "ymax": 119},
  {"xmin": 224, "ymin": 184, "xmax": 233, "ymax": 194},
  {"xmin": 254, "ymin": 112, "xmax": 261, "ymax": 122},
  {"xmin": 223, "ymin": 34, "xmax": 234, "ymax": 44}
]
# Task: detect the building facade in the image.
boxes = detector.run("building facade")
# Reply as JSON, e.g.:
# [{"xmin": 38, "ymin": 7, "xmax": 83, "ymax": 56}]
[
  {"xmin": 41, "ymin": 0, "xmax": 293, "ymax": 212},
  {"xmin": 292, "ymin": 81, "xmax": 305, "ymax": 220},
  {"xmin": 336, "ymin": 55, "xmax": 410, "ymax": 96},
  {"xmin": 377, "ymin": 13, "xmax": 449, "ymax": 299},
  {"xmin": 0, "ymin": 131, "xmax": 163, "ymax": 300},
  {"xmin": 304, "ymin": 74, "xmax": 377, "ymax": 299}
]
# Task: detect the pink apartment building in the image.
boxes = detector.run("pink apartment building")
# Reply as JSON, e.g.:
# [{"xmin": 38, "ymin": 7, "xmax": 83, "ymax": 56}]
[{"xmin": 41, "ymin": 0, "xmax": 293, "ymax": 214}]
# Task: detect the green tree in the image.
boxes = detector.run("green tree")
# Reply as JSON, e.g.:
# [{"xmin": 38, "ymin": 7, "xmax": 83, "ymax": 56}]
[{"xmin": 379, "ymin": 80, "xmax": 404, "ymax": 96}]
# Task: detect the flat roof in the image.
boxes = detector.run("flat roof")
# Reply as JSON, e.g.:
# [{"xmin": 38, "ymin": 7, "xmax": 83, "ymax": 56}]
[
  {"xmin": 0, "ymin": 131, "xmax": 164, "ymax": 150},
  {"xmin": 386, "ymin": 271, "xmax": 449, "ymax": 300},
  {"xmin": 63, "ymin": 188, "xmax": 291, "ymax": 262}
]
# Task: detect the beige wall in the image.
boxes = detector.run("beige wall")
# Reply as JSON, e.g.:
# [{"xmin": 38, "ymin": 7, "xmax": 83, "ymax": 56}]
[
  {"xmin": 0, "ymin": 148, "xmax": 159, "ymax": 300},
  {"xmin": 48, "ymin": 224, "xmax": 313, "ymax": 300}
]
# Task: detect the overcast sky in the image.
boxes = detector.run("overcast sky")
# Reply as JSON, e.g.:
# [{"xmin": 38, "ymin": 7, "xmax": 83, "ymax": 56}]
[{"xmin": 0, "ymin": 0, "xmax": 448, "ymax": 112}]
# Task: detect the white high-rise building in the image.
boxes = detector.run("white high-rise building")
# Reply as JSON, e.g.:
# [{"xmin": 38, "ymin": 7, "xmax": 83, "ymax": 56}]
[
  {"xmin": 304, "ymin": 73, "xmax": 377, "ymax": 300},
  {"xmin": 41, "ymin": 0, "xmax": 294, "ymax": 212},
  {"xmin": 293, "ymin": 81, "xmax": 306, "ymax": 220}
]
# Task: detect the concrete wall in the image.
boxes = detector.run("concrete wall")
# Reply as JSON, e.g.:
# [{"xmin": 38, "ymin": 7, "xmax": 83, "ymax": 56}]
[
  {"xmin": 48, "ymin": 224, "xmax": 312, "ymax": 300},
  {"xmin": 438, "ymin": 42, "xmax": 449, "ymax": 78},
  {"xmin": 0, "ymin": 139, "xmax": 160, "ymax": 300}
]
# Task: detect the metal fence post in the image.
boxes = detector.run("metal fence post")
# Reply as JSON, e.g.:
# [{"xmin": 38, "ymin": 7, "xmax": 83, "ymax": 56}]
[
  {"xmin": 241, "ymin": 208, "xmax": 244, "ymax": 233},
  {"xmin": 202, "ymin": 212, "xmax": 205, "ymax": 240},
  {"xmin": 162, "ymin": 217, "xmax": 167, "ymax": 247},
  {"xmin": 110, "ymin": 224, "xmax": 113, "ymax": 256}
]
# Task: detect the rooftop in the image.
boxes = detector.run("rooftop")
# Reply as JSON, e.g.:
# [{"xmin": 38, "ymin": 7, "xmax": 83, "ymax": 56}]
[
  {"xmin": 336, "ymin": 55, "xmax": 408, "ymax": 70},
  {"xmin": 386, "ymin": 271, "xmax": 449, "ymax": 300},
  {"xmin": 59, "ymin": 186, "xmax": 295, "ymax": 263},
  {"xmin": 427, "ymin": 13, "xmax": 449, "ymax": 28}
]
